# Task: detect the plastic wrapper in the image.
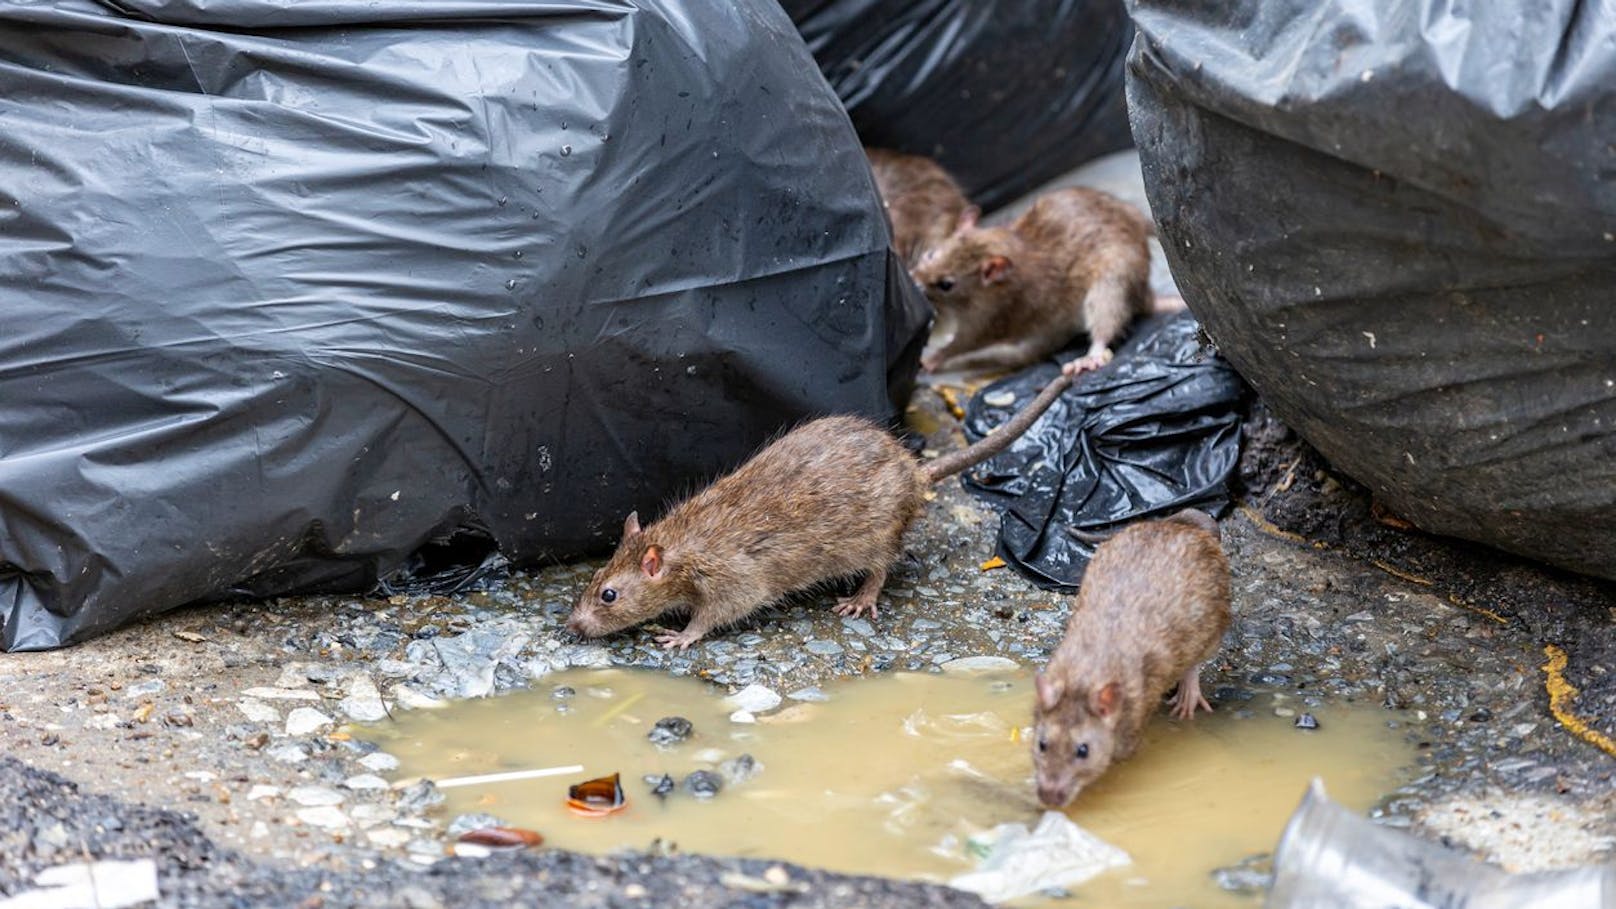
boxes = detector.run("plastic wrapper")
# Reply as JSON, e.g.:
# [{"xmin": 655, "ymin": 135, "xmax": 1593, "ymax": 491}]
[
  {"xmin": 781, "ymin": 0, "xmax": 1135, "ymax": 211},
  {"xmin": 960, "ymin": 314, "xmax": 1244, "ymax": 589},
  {"xmin": 1128, "ymin": 0, "xmax": 1616, "ymax": 580},
  {"xmin": 0, "ymin": 0, "xmax": 929, "ymax": 651}
]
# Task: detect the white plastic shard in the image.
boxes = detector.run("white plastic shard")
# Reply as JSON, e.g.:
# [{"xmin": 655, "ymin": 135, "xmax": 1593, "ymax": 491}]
[
  {"xmin": 0, "ymin": 859, "xmax": 160, "ymax": 909},
  {"xmin": 949, "ymin": 810, "xmax": 1131, "ymax": 903}
]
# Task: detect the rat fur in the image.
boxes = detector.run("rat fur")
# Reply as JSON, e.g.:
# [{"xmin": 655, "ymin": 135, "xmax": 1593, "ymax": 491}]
[
  {"xmin": 1031, "ymin": 508, "xmax": 1230, "ymax": 808},
  {"xmin": 865, "ymin": 148, "xmax": 971, "ymax": 268},
  {"xmin": 911, "ymin": 186, "xmax": 1156, "ymax": 377},
  {"xmin": 567, "ymin": 373, "xmax": 1075, "ymax": 649}
]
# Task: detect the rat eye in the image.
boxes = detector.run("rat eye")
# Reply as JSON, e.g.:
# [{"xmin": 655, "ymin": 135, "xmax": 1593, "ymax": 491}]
[
  {"xmin": 600, "ymin": 588, "xmax": 617, "ymax": 604},
  {"xmin": 934, "ymin": 277, "xmax": 956, "ymax": 292},
  {"xmin": 1037, "ymin": 735, "xmax": 1048, "ymax": 753},
  {"xmin": 1075, "ymin": 743, "xmax": 1089, "ymax": 760}
]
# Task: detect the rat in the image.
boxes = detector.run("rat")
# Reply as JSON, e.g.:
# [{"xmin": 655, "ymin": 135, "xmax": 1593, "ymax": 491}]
[
  {"xmin": 910, "ymin": 186, "xmax": 1161, "ymax": 377},
  {"xmin": 1030, "ymin": 508, "xmax": 1230, "ymax": 808},
  {"xmin": 566, "ymin": 372, "xmax": 1076, "ymax": 649},
  {"xmin": 865, "ymin": 148, "xmax": 972, "ymax": 268}
]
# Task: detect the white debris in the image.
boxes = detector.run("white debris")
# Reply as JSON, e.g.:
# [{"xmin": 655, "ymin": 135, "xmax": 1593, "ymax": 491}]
[
  {"xmin": 266, "ymin": 743, "xmax": 308, "ymax": 764},
  {"xmin": 728, "ymin": 710, "xmax": 757, "ymax": 724},
  {"xmin": 0, "ymin": 859, "xmax": 158, "ymax": 909},
  {"xmin": 950, "ymin": 811, "xmax": 1130, "ymax": 904},
  {"xmin": 365, "ymin": 827, "xmax": 412, "ymax": 848},
  {"xmin": 343, "ymin": 774, "xmax": 390, "ymax": 791},
  {"xmin": 722, "ymin": 684, "xmax": 781, "ymax": 714},
  {"xmin": 246, "ymin": 785, "xmax": 281, "ymax": 802},
  {"xmin": 284, "ymin": 707, "xmax": 334, "ymax": 737}
]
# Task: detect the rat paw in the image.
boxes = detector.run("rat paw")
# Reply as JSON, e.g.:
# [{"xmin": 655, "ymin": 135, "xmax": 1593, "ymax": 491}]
[
  {"xmin": 655, "ymin": 630, "xmax": 701, "ymax": 650},
  {"xmin": 833, "ymin": 595, "xmax": 880, "ymax": 618},
  {"xmin": 1166, "ymin": 688, "xmax": 1213, "ymax": 721},
  {"xmin": 1061, "ymin": 349, "xmax": 1114, "ymax": 378}
]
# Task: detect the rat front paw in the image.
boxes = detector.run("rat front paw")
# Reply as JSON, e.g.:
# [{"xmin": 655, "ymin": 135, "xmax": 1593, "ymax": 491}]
[
  {"xmin": 655, "ymin": 630, "xmax": 701, "ymax": 650},
  {"xmin": 1061, "ymin": 348, "xmax": 1114, "ymax": 378}
]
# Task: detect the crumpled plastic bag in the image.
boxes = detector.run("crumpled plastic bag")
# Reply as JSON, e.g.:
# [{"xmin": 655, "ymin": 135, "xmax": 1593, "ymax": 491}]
[
  {"xmin": 950, "ymin": 810, "xmax": 1131, "ymax": 903},
  {"xmin": 960, "ymin": 313, "xmax": 1245, "ymax": 589}
]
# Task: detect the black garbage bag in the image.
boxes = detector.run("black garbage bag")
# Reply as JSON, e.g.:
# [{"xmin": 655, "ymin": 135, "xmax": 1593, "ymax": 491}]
[
  {"xmin": 960, "ymin": 314, "xmax": 1244, "ymax": 589},
  {"xmin": 781, "ymin": 0, "xmax": 1135, "ymax": 211},
  {"xmin": 1128, "ymin": 0, "xmax": 1616, "ymax": 581},
  {"xmin": 0, "ymin": 0, "xmax": 929, "ymax": 651}
]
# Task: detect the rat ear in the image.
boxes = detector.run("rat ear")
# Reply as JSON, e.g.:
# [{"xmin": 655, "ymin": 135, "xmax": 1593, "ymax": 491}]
[
  {"xmin": 640, "ymin": 544, "xmax": 665, "ymax": 579},
  {"xmin": 622, "ymin": 511, "xmax": 642, "ymax": 539},
  {"xmin": 980, "ymin": 255, "xmax": 1011, "ymax": 284},
  {"xmin": 955, "ymin": 205, "xmax": 981, "ymax": 232},
  {"xmin": 1091, "ymin": 682, "xmax": 1119, "ymax": 719},
  {"xmin": 1035, "ymin": 673, "xmax": 1062, "ymax": 711}
]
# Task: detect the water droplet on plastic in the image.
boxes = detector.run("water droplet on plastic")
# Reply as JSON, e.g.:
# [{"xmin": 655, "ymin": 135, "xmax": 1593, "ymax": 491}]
[
  {"xmin": 505, "ymin": 279, "xmax": 517, "ymax": 290},
  {"xmin": 561, "ymin": 145, "xmax": 572, "ymax": 156},
  {"xmin": 561, "ymin": 120, "xmax": 569, "ymax": 130},
  {"xmin": 513, "ymin": 250, "xmax": 523, "ymax": 259},
  {"xmin": 498, "ymin": 196, "xmax": 508, "ymax": 207}
]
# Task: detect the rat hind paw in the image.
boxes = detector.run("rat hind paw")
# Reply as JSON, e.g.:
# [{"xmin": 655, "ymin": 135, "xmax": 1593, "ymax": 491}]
[
  {"xmin": 1166, "ymin": 668, "xmax": 1213, "ymax": 720},
  {"xmin": 832, "ymin": 592, "xmax": 880, "ymax": 619},
  {"xmin": 1061, "ymin": 348, "xmax": 1114, "ymax": 378}
]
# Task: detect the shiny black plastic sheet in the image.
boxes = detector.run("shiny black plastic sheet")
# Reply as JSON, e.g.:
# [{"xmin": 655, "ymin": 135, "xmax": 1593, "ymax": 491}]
[
  {"xmin": 781, "ymin": 0, "xmax": 1135, "ymax": 211},
  {"xmin": 0, "ymin": 0, "xmax": 929, "ymax": 650},
  {"xmin": 960, "ymin": 314, "xmax": 1243, "ymax": 589},
  {"xmin": 1128, "ymin": 0, "xmax": 1616, "ymax": 580}
]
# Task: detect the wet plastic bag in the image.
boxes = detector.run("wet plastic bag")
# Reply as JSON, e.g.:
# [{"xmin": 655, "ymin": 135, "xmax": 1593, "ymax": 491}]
[
  {"xmin": 0, "ymin": 0, "xmax": 929, "ymax": 651},
  {"xmin": 781, "ymin": 0, "xmax": 1135, "ymax": 211},
  {"xmin": 1128, "ymin": 0, "xmax": 1616, "ymax": 580},
  {"xmin": 960, "ymin": 314, "xmax": 1243, "ymax": 589}
]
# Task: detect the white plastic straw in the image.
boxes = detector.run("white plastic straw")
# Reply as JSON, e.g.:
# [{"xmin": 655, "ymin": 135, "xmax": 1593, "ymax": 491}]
[{"xmin": 432, "ymin": 764, "xmax": 584, "ymax": 789}]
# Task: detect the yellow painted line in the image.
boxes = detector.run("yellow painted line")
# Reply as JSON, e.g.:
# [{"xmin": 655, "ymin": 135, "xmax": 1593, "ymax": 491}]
[{"xmin": 1541, "ymin": 644, "xmax": 1616, "ymax": 759}]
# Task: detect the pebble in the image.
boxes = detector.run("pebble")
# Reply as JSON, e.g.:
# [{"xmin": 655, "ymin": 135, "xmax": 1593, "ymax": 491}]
[
  {"xmin": 983, "ymin": 389, "xmax": 1017, "ymax": 408},
  {"xmin": 246, "ymin": 785, "xmax": 281, "ymax": 801},
  {"xmin": 1273, "ymin": 707, "xmax": 1296, "ymax": 718},
  {"xmin": 719, "ymin": 754, "xmax": 762, "ymax": 786},
  {"xmin": 289, "ymin": 785, "xmax": 345, "ymax": 807},
  {"xmin": 339, "ymin": 674, "xmax": 389, "ymax": 723},
  {"xmin": 648, "ymin": 716, "xmax": 693, "ymax": 746},
  {"xmin": 941, "ymin": 656, "xmax": 1019, "ymax": 674},
  {"xmin": 722, "ymin": 684, "xmax": 781, "ymax": 714},
  {"xmin": 447, "ymin": 813, "xmax": 508, "ymax": 838},
  {"xmin": 296, "ymin": 806, "xmax": 350, "ymax": 829},
  {"xmin": 551, "ymin": 686, "xmax": 576, "ymax": 700},
  {"xmin": 841, "ymin": 618, "xmax": 875, "ymax": 637},
  {"xmin": 684, "ymin": 770, "xmax": 723, "ymax": 798},
  {"xmin": 644, "ymin": 774, "xmax": 675, "ymax": 797},
  {"xmin": 366, "ymin": 827, "xmax": 412, "ymax": 848},
  {"xmin": 350, "ymin": 804, "xmax": 396, "ymax": 827},
  {"xmin": 266, "ymin": 743, "xmax": 309, "ymax": 764},
  {"xmin": 344, "ymin": 774, "xmax": 390, "ymax": 791},
  {"xmin": 805, "ymin": 640, "xmax": 843, "ymax": 656},
  {"xmin": 728, "ymin": 710, "xmax": 756, "ymax": 724},
  {"xmin": 285, "ymin": 707, "xmax": 335, "ymax": 736},
  {"xmin": 392, "ymin": 685, "xmax": 447, "ymax": 710},
  {"xmin": 359, "ymin": 752, "xmax": 401, "ymax": 773},
  {"xmin": 397, "ymin": 780, "xmax": 445, "ymax": 813},
  {"xmin": 123, "ymin": 679, "xmax": 165, "ymax": 699},
  {"xmin": 237, "ymin": 699, "xmax": 280, "ymax": 724},
  {"xmin": 787, "ymin": 687, "xmax": 829, "ymax": 703},
  {"xmin": 242, "ymin": 687, "xmax": 321, "ymax": 702},
  {"xmin": 1294, "ymin": 713, "xmax": 1320, "ymax": 730}
]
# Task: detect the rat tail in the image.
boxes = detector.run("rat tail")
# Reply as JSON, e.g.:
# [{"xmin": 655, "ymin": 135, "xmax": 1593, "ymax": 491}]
[{"xmin": 923, "ymin": 372, "xmax": 1074, "ymax": 484}]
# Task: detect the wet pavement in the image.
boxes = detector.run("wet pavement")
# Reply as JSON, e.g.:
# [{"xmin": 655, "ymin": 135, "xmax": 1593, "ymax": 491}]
[{"xmin": 1, "ymin": 153, "xmax": 1613, "ymax": 905}]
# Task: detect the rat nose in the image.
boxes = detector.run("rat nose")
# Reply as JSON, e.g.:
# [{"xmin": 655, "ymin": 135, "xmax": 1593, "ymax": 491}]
[{"xmin": 1037, "ymin": 782, "xmax": 1072, "ymax": 809}]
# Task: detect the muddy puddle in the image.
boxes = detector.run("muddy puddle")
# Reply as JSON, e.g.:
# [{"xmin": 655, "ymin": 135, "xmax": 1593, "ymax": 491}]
[{"xmin": 372, "ymin": 668, "xmax": 1415, "ymax": 906}]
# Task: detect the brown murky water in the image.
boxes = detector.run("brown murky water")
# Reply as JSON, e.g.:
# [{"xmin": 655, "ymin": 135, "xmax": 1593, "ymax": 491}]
[{"xmin": 372, "ymin": 668, "xmax": 1414, "ymax": 906}]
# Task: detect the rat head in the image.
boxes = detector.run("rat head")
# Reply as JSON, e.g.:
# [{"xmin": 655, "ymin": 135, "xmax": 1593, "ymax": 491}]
[
  {"xmin": 910, "ymin": 207, "xmax": 1016, "ymax": 310},
  {"xmin": 1030, "ymin": 671, "xmax": 1122, "ymax": 808},
  {"xmin": 567, "ymin": 512, "xmax": 674, "ymax": 637}
]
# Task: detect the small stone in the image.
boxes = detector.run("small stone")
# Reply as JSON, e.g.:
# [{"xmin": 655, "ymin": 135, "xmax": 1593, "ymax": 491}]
[
  {"xmin": 447, "ymin": 812, "xmax": 508, "ymax": 838},
  {"xmin": 365, "ymin": 827, "xmax": 412, "ymax": 848},
  {"xmin": 243, "ymin": 732, "xmax": 270, "ymax": 751},
  {"xmin": 648, "ymin": 716, "xmax": 693, "ymax": 746},
  {"xmin": 1468, "ymin": 707, "xmax": 1492, "ymax": 723},
  {"xmin": 393, "ymin": 685, "xmax": 448, "ymax": 710},
  {"xmin": 644, "ymin": 774, "xmax": 675, "ymax": 798},
  {"xmin": 289, "ymin": 785, "xmax": 345, "ymax": 807},
  {"xmin": 940, "ymin": 656, "xmax": 1019, "ymax": 674},
  {"xmin": 344, "ymin": 774, "xmax": 390, "ymax": 791},
  {"xmin": 1273, "ymin": 707, "xmax": 1296, "ymax": 718},
  {"xmin": 242, "ymin": 687, "xmax": 321, "ymax": 701},
  {"xmin": 728, "ymin": 710, "xmax": 756, "ymax": 724},
  {"xmin": 551, "ymin": 686, "xmax": 576, "ymax": 700},
  {"xmin": 787, "ymin": 687, "xmax": 829, "ymax": 703},
  {"xmin": 359, "ymin": 752, "xmax": 401, "ymax": 773},
  {"xmin": 624, "ymin": 883, "xmax": 647, "ymax": 899},
  {"xmin": 983, "ymin": 389, "xmax": 1017, "ymax": 408},
  {"xmin": 247, "ymin": 785, "xmax": 281, "ymax": 801},
  {"xmin": 123, "ymin": 679, "xmax": 165, "ymax": 699},
  {"xmin": 350, "ymin": 804, "xmax": 396, "ymax": 827},
  {"xmin": 452, "ymin": 842, "xmax": 493, "ymax": 858},
  {"xmin": 684, "ymin": 770, "xmax": 722, "ymax": 798},
  {"xmin": 723, "ymin": 684, "xmax": 781, "ymax": 714},
  {"xmin": 339, "ymin": 674, "xmax": 389, "ymax": 723},
  {"xmin": 763, "ymin": 866, "xmax": 790, "ymax": 886},
  {"xmin": 285, "ymin": 707, "xmax": 335, "ymax": 736},
  {"xmin": 840, "ymin": 617, "xmax": 875, "ymax": 637},
  {"xmin": 718, "ymin": 754, "xmax": 762, "ymax": 786},
  {"xmin": 296, "ymin": 806, "xmax": 350, "ymax": 829},
  {"xmin": 1294, "ymin": 713, "xmax": 1319, "ymax": 730},
  {"xmin": 397, "ymin": 779, "xmax": 445, "ymax": 813},
  {"xmin": 804, "ymin": 640, "xmax": 843, "ymax": 656},
  {"xmin": 267, "ymin": 743, "xmax": 309, "ymax": 764}
]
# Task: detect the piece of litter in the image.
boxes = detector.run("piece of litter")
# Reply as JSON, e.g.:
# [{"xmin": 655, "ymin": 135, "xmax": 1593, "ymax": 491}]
[
  {"xmin": 950, "ymin": 811, "xmax": 1130, "ymax": 903},
  {"xmin": 940, "ymin": 656, "xmax": 1020, "ymax": 675},
  {"xmin": 172, "ymin": 630, "xmax": 207, "ymax": 643},
  {"xmin": 719, "ymin": 871, "xmax": 807, "ymax": 895},
  {"xmin": 979, "ymin": 556, "xmax": 1006, "ymax": 571},
  {"xmin": 432, "ymin": 765, "xmax": 584, "ymax": 790},
  {"xmin": 0, "ymin": 859, "xmax": 159, "ymax": 909}
]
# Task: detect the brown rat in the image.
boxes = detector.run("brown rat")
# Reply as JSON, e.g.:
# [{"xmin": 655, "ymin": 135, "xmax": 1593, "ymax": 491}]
[
  {"xmin": 566, "ymin": 372, "xmax": 1076, "ymax": 650},
  {"xmin": 865, "ymin": 148, "xmax": 971, "ymax": 268},
  {"xmin": 1030, "ymin": 508, "xmax": 1230, "ymax": 808},
  {"xmin": 911, "ymin": 186, "xmax": 1156, "ymax": 377}
]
